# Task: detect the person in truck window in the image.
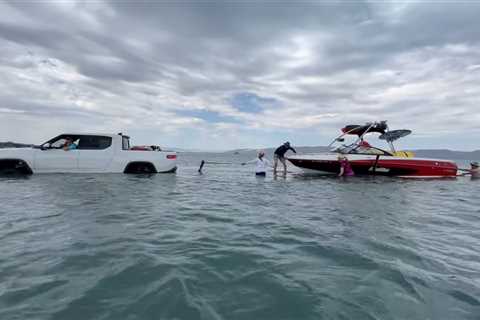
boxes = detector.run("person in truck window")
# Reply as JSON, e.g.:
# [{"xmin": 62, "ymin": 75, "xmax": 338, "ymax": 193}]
[
  {"xmin": 273, "ymin": 142, "xmax": 296, "ymax": 176},
  {"xmin": 63, "ymin": 137, "xmax": 77, "ymax": 151}
]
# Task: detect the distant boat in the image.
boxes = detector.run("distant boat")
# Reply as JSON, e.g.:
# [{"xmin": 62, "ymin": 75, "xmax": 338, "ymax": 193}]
[{"xmin": 287, "ymin": 121, "xmax": 458, "ymax": 178}]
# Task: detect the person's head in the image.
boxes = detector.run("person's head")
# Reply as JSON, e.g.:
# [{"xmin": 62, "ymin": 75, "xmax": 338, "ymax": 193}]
[
  {"xmin": 258, "ymin": 150, "xmax": 265, "ymax": 158},
  {"xmin": 471, "ymin": 162, "xmax": 479, "ymax": 169},
  {"xmin": 65, "ymin": 137, "xmax": 73, "ymax": 145},
  {"xmin": 284, "ymin": 141, "xmax": 290, "ymax": 147},
  {"xmin": 337, "ymin": 154, "xmax": 347, "ymax": 161}
]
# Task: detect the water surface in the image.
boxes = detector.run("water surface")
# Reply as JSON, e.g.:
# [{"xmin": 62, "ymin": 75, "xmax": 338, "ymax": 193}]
[{"xmin": 0, "ymin": 153, "xmax": 479, "ymax": 319}]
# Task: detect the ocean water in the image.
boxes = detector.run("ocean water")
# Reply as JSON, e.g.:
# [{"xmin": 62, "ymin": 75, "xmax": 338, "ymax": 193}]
[{"xmin": 0, "ymin": 152, "xmax": 479, "ymax": 320}]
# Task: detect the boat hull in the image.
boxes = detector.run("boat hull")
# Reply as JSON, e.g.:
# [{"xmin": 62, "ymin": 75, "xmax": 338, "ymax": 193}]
[{"xmin": 287, "ymin": 153, "xmax": 458, "ymax": 178}]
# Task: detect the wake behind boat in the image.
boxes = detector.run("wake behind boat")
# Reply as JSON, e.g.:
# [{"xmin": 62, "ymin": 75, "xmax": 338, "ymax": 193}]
[{"xmin": 287, "ymin": 121, "xmax": 458, "ymax": 178}]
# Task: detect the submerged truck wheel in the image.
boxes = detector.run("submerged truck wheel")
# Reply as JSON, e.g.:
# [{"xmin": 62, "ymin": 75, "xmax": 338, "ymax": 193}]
[
  {"xmin": 124, "ymin": 162, "xmax": 157, "ymax": 174},
  {"xmin": 0, "ymin": 159, "xmax": 33, "ymax": 175}
]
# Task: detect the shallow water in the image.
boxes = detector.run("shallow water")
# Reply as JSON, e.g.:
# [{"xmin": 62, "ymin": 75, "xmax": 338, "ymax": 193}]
[{"xmin": 0, "ymin": 152, "xmax": 479, "ymax": 320}]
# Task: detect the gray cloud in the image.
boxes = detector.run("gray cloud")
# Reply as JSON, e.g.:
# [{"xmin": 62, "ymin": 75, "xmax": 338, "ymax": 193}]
[{"xmin": 0, "ymin": 1, "xmax": 479, "ymax": 149}]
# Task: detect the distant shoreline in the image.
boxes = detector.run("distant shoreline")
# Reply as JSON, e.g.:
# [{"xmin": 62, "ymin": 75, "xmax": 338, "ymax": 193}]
[
  {"xmin": 1, "ymin": 142, "xmax": 478, "ymax": 160},
  {"xmin": 184, "ymin": 146, "xmax": 480, "ymax": 160},
  {"xmin": 0, "ymin": 142, "xmax": 34, "ymax": 149}
]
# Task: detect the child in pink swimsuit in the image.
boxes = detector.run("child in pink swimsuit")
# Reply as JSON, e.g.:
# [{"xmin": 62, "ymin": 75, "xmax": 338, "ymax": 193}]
[{"xmin": 338, "ymin": 155, "xmax": 354, "ymax": 177}]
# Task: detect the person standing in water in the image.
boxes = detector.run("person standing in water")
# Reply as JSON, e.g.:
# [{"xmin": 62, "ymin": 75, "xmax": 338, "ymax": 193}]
[
  {"xmin": 470, "ymin": 162, "xmax": 480, "ymax": 178},
  {"xmin": 273, "ymin": 142, "xmax": 296, "ymax": 175},
  {"xmin": 242, "ymin": 150, "xmax": 271, "ymax": 176},
  {"xmin": 338, "ymin": 154, "xmax": 355, "ymax": 177},
  {"xmin": 459, "ymin": 161, "xmax": 479, "ymax": 178}
]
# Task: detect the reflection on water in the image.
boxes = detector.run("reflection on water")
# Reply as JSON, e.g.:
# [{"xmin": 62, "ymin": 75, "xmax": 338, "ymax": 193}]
[{"xmin": 0, "ymin": 152, "xmax": 479, "ymax": 320}]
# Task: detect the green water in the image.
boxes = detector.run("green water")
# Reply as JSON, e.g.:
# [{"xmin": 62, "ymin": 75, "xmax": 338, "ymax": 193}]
[{"xmin": 0, "ymin": 153, "xmax": 479, "ymax": 320}]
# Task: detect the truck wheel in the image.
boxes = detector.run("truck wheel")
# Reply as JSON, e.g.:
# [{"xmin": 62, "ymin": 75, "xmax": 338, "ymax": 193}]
[
  {"xmin": 0, "ymin": 160, "xmax": 33, "ymax": 175},
  {"xmin": 124, "ymin": 162, "xmax": 157, "ymax": 174}
]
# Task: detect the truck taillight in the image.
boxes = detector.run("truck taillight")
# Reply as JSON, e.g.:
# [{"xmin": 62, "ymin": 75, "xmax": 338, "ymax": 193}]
[{"xmin": 166, "ymin": 154, "xmax": 176, "ymax": 160}]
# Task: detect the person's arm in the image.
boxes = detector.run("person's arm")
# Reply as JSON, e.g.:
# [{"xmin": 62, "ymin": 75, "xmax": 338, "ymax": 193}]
[
  {"xmin": 289, "ymin": 146, "xmax": 297, "ymax": 153},
  {"xmin": 242, "ymin": 159, "xmax": 257, "ymax": 165},
  {"xmin": 338, "ymin": 162, "xmax": 344, "ymax": 177},
  {"xmin": 265, "ymin": 158, "xmax": 273, "ymax": 167},
  {"xmin": 458, "ymin": 168, "xmax": 471, "ymax": 176}
]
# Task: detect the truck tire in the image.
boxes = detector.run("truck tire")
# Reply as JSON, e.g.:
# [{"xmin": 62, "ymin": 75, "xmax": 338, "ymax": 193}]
[
  {"xmin": 123, "ymin": 162, "xmax": 157, "ymax": 174},
  {"xmin": 0, "ymin": 159, "xmax": 33, "ymax": 175}
]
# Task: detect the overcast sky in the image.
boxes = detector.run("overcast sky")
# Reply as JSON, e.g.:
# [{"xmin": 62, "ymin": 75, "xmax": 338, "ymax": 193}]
[{"xmin": 0, "ymin": 1, "xmax": 479, "ymax": 150}]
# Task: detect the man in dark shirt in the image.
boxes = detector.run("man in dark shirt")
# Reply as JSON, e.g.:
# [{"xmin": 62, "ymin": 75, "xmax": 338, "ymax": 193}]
[{"xmin": 274, "ymin": 142, "xmax": 296, "ymax": 175}]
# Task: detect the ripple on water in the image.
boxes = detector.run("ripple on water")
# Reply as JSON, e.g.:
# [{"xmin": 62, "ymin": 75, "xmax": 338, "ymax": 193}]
[{"xmin": 0, "ymin": 157, "xmax": 479, "ymax": 319}]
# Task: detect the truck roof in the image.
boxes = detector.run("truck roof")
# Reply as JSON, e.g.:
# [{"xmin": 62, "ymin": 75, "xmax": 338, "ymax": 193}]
[{"xmin": 60, "ymin": 133, "xmax": 129, "ymax": 138}]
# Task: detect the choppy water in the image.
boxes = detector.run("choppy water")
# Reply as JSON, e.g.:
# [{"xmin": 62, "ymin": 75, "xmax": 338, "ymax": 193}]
[{"xmin": 0, "ymin": 152, "xmax": 479, "ymax": 320}]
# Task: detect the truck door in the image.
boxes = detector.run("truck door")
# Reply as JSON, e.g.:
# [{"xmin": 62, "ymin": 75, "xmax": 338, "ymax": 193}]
[
  {"xmin": 77, "ymin": 135, "xmax": 114, "ymax": 172},
  {"xmin": 34, "ymin": 136, "xmax": 79, "ymax": 172}
]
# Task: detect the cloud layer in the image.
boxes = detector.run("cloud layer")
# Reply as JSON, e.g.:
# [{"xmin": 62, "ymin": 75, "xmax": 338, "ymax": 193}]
[{"xmin": 1, "ymin": 1, "xmax": 479, "ymax": 150}]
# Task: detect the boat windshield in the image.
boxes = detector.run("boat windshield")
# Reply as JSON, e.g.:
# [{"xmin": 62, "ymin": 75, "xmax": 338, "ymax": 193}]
[{"xmin": 333, "ymin": 143, "xmax": 392, "ymax": 156}]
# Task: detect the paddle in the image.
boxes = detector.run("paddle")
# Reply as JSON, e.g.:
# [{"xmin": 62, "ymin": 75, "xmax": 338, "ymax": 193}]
[{"xmin": 198, "ymin": 160, "xmax": 205, "ymax": 173}]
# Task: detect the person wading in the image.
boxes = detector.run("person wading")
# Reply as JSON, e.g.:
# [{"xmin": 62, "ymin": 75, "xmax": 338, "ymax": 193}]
[
  {"xmin": 338, "ymin": 154, "xmax": 355, "ymax": 177},
  {"xmin": 459, "ymin": 161, "xmax": 479, "ymax": 178},
  {"xmin": 465, "ymin": 161, "xmax": 479, "ymax": 178},
  {"xmin": 273, "ymin": 142, "xmax": 296, "ymax": 176},
  {"xmin": 242, "ymin": 150, "xmax": 271, "ymax": 177}
]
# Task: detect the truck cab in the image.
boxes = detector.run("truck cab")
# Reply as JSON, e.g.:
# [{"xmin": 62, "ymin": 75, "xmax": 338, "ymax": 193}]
[{"xmin": 0, "ymin": 133, "xmax": 177, "ymax": 174}]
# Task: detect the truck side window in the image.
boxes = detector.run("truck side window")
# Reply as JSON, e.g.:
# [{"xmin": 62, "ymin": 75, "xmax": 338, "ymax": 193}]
[
  {"xmin": 51, "ymin": 137, "xmax": 68, "ymax": 148},
  {"xmin": 122, "ymin": 137, "xmax": 130, "ymax": 150},
  {"xmin": 44, "ymin": 135, "xmax": 79, "ymax": 149},
  {"xmin": 77, "ymin": 136, "xmax": 112, "ymax": 150}
]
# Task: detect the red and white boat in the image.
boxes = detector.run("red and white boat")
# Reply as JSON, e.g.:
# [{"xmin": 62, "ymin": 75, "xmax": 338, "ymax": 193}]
[{"xmin": 287, "ymin": 121, "xmax": 458, "ymax": 178}]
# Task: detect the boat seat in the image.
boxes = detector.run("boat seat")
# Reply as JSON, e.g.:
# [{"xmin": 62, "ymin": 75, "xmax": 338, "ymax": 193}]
[{"xmin": 393, "ymin": 151, "xmax": 415, "ymax": 158}]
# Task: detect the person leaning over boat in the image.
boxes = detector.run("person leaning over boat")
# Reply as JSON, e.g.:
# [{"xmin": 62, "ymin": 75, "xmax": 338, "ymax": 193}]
[
  {"xmin": 459, "ymin": 161, "xmax": 479, "ymax": 178},
  {"xmin": 242, "ymin": 150, "xmax": 271, "ymax": 176},
  {"xmin": 338, "ymin": 154, "xmax": 355, "ymax": 177},
  {"xmin": 468, "ymin": 162, "xmax": 479, "ymax": 178},
  {"xmin": 273, "ymin": 142, "xmax": 296, "ymax": 175}
]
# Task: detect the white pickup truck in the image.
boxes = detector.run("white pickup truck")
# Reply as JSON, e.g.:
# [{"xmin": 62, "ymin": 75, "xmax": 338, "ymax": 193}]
[{"xmin": 0, "ymin": 133, "xmax": 177, "ymax": 174}]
